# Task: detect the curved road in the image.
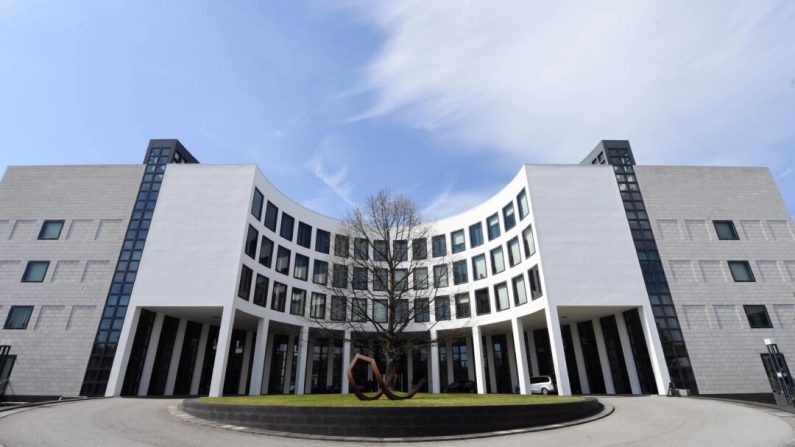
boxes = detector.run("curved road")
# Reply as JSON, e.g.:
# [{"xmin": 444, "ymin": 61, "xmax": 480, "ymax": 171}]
[{"xmin": 0, "ymin": 396, "xmax": 793, "ymax": 447}]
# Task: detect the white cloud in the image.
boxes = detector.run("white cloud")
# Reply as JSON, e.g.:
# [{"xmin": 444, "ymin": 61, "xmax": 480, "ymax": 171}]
[
  {"xmin": 420, "ymin": 183, "xmax": 492, "ymax": 220},
  {"xmin": 307, "ymin": 141, "xmax": 357, "ymax": 208},
  {"xmin": 350, "ymin": 1, "xmax": 795, "ymax": 165}
]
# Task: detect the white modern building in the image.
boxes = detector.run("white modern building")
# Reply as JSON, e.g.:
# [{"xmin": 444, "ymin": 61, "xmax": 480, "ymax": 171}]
[{"xmin": 0, "ymin": 139, "xmax": 793, "ymax": 403}]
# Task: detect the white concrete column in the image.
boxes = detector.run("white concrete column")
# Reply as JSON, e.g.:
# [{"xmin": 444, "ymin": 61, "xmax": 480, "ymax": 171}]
[
  {"xmin": 209, "ymin": 306, "xmax": 235, "ymax": 397},
  {"xmin": 238, "ymin": 330, "xmax": 254, "ymax": 395},
  {"xmin": 505, "ymin": 331, "xmax": 519, "ymax": 392},
  {"xmin": 485, "ymin": 335, "xmax": 497, "ymax": 393},
  {"xmin": 105, "ymin": 306, "xmax": 141, "ymax": 397},
  {"xmin": 261, "ymin": 333, "xmax": 275, "ymax": 394},
  {"xmin": 295, "ymin": 326, "xmax": 309, "ymax": 395},
  {"xmin": 570, "ymin": 323, "xmax": 590, "ymax": 394},
  {"xmin": 430, "ymin": 330, "xmax": 440, "ymax": 393},
  {"xmin": 546, "ymin": 306, "xmax": 571, "ymax": 396},
  {"xmin": 511, "ymin": 318, "xmax": 531, "ymax": 394},
  {"xmin": 527, "ymin": 329, "xmax": 540, "ymax": 376},
  {"xmin": 190, "ymin": 323, "xmax": 210, "ymax": 395},
  {"xmin": 164, "ymin": 318, "xmax": 187, "ymax": 396},
  {"xmin": 638, "ymin": 305, "xmax": 671, "ymax": 395},
  {"xmin": 137, "ymin": 312, "xmax": 165, "ymax": 396},
  {"xmin": 446, "ymin": 339, "xmax": 455, "ymax": 383},
  {"xmin": 615, "ymin": 312, "xmax": 641, "ymax": 394},
  {"xmin": 341, "ymin": 330, "xmax": 352, "ymax": 393},
  {"xmin": 471, "ymin": 326, "xmax": 486, "ymax": 394},
  {"xmin": 283, "ymin": 334, "xmax": 296, "ymax": 394},
  {"xmin": 248, "ymin": 318, "xmax": 269, "ymax": 395},
  {"xmin": 593, "ymin": 318, "xmax": 615, "ymax": 394}
]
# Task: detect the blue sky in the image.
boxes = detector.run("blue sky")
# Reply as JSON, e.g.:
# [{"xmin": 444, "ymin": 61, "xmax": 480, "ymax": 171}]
[{"xmin": 1, "ymin": 1, "xmax": 794, "ymax": 219}]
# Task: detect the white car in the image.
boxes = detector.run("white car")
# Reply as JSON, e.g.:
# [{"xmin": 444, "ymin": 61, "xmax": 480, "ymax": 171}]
[{"xmin": 529, "ymin": 376, "xmax": 556, "ymax": 395}]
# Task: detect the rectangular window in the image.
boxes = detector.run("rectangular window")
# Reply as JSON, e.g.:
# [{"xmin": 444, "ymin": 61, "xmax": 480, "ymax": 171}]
[
  {"xmin": 259, "ymin": 236, "xmax": 274, "ymax": 268},
  {"xmin": 373, "ymin": 299, "xmax": 387, "ymax": 323},
  {"xmin": 728, "ymin": 261, "xmax": 755, "ymax": 282},
  {"xmin": 472, "ymin": 254, "xmax": 487, "ymax": 280},
  {"xmin": 22, "ymin": 260, "xmax": 49, "ymax": 283},
  {"xmin": 453, "ymin": 260, "xmax": 468, "ymax": 285},
  {"xmin": 297, "ymin": 222, "xmax": 312, "ymax": 248},
  {"xmin": 487, "ymin": 213, "xmax": 500, "ymax": 240},
  {"xmin": 334, "ymin": 235, "xmax": 349, "ymax": 257},
  {"xmin": 522, "ymin": 225, "xmax": 536, "ymax": 258},
  {"xmin": 415, "ymin": 298, "xmax": 430, "ymax": 322},
  {"xmin": 451, "ymin": 230, "xmax": 465, "ymax": 253},
  {"xmin": 413, "ymin": 267, "xmax": 429, "ymax": 289},
  {"xmin": 280, "ymin": 213, "xmax": 295, "ymax": 241},
  {"xmin": 354, "ymin": 238, "xmax": 369, "ymax": 260},
  {"xmin": 4, "ymin": 305, "xmax": 33, "ymax": 329},
  {"xmin": 490, "ymin": 246, "xmax": 505, "ymax": 274},
  {"xmin": 238, "ymin": 265, "xmax": 253, "ymax": 300},
  {"xmin": 264, "ymin": 201, "xmax": 278, "ymax": 231},
  {"xmin": 412, "ymin": 238, "xmax": 427, "ymax": 260},
  {"xmin": 271, "ymin": 282, "xmax": 287, "ymax": 312},
  {"xmin": 394, "ymin": 240, "xmax": 408, "ymax": 262},
  {"xmin": 245, "ymin": 225, "xmax": 258, "ymax": 259},
  {"xmin": 312, "ymin": 260, "xmax": 328, "ymax": 285},
  {"xmin": 331, "ymin": 296, "xmax": 347, "ymax": 321},
  {"xmin": 455, "ymin": 293, "xmax": 471, "ymax": 318},
  {"xmin": 528, "ymin": 265, "xmax": 543, "ymax": 299},
  {"xmin": 310, "ymin": 293, "xmax": 326, "ymax": 319},
  {"xmin": 503, "ymin": 203, "xmax": 516, "ymax": 231},
  {"xmin": 332, "ymin": 264, "xmax": 348, "ymax": 288},
  {"xmin": 352, "ymin": 298, "xmax": 367, "ymax": 322},
  {"xmin": 714, "ymin": 220, "xmax": 739, "ymax": 240},
  {"xmin": 353, "ymin": 267, "xmax": 368, "ymax": 290},
  {"xmin": 495, "ymin": 282, "xmax": 510, "ymax": 311},
  {"xmin": 475, "ymin": 288, "xmax": 491, "ymax": 315},
  {"xmin": 395, "ymin": 269, "xmax": 409, "ymax": 291},
  {"xmin": 435, "ymin": 296, "xmax": 451, "ymax": 321},
  {"xmin": 744, "ymin": 305, "xmax": 773, "ymax": 328},
  {"xmin": 517, "ymin": 189, "xmax": 529, "ymax": 219},
  {"xmin": 374, "ymin": 268, "xmax": 387, "ymax": 291},
  {"xmin": 251, "ymin": 188, "xmax": 264, "ymax": 220},
  {"xmin": 293, "ymin": 254, "xmax": 309, "ymax": 281},
  {"xmin": 374, "ymin": 240, "xmax": 388, "ymax": 262},
  {"xmin": 315, "ymin": 229, "xmax": 331, "ymax": 254},
  {"xmin": 432, "ymin": 235, "xmax": 447, "ymax": 257},
  {"xmin": 512, "ymin": 274, "xmax": 527, "ymax": 306},
  {"xmin": 508, "ymin": 237, "xmax": 522, "ymax": 266},
  {"xmin": 275, "ymin": 247, "xmax": 291, "ymax": 275},
  {"xmin": 433, "ymin": 264, "xmax": 449, "ymax": 288},
  {"xmin": 38, "ymin": 220, "xmax": 65, "ymax": 240},
  {"xmin": 469, "ymin": 223, "xmax": 484, "ymax": 248},
  {"xmin": 396, "ymin": 299, "xmax": 409, "ymax": 321},
  {"xmin": 290, "ymin": 288, "xmax": 306, "ymax": 316},
  {"xmin": 253, "ymin": 274, "xmax": 269, "ymax": 306}
]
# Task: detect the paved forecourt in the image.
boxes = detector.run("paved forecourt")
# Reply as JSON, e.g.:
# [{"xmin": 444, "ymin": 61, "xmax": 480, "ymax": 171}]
[{"xmin": 0, "ymin": 396, "xmax": 793, "ymax": 447}]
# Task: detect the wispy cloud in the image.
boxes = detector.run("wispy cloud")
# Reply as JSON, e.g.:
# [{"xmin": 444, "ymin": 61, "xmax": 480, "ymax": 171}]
[
  {"xmin": 307, "ymin": 142, "xmax": 357, "ymax": 208},
  {"xmin": 420, "ymin": 183, "xmax": 491, "ymax": 220}
]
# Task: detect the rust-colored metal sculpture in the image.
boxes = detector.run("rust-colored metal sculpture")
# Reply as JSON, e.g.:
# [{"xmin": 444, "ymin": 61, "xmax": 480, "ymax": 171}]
[{"xmin": 346, "ymin": 353, "xmax": 427, "ymax": 400}]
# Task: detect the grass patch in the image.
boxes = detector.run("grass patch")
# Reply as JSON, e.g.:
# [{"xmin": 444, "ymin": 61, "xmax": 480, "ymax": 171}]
[{"xmin": 200, "ymin": 393, "xmax": 582, "ymax": 407}]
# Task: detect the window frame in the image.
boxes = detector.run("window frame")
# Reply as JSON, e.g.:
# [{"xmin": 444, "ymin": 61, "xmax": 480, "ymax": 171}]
[
  {"xmin": 38, "ymin": 220, "xmax": 65, "ymax": 240},
  {"xmin": 455, "ymin": 293, "xmax": 471, "ymax": 318},
  {"xmin": 713, "ymin": 220, "xmax": 739, "ymax": 240},
  {"xmin": 251, "ymin": 188, "xmax": 264, "ymax": 220},
  {"xmin": 743, "ymin": 305, "xmax": 773, "ymax": 329},
  {"xmin": 434, "ymin": 296, "xmax": 451, "ymax": 321},
  {"xmin": 451, "ymin": 230, "xmax": 466, "ymax": 253},
  {"xmin": 486, "ymin": 213, "xmax": 500, "ymax": 241},
  {"xmin": 275, "ymin": 246, "xmax": 291, "ymax": 275},
  {"xmin": 728, "ymin": 261, "xmax": 755, "ymax": 282},
  {"xmin": 431, "ymin": 235, "xmax": 447, "ymax": 257},
  {"xmin": 296, "ymin": 222, "xmax": 312, "ymax": 248},
  {"xmin": 452, "ymin": 260, "xmax": 468, "ymax": 285},
  {"xmin": 315, "ymin": 229, "xmax": 331, "ymax": 254},
  {"xmin": 293, "ymin": 253, "xmax": 309, "ymax": 281},
  {"xmin": 310, "ymin": 293, "xmax": 326, "ymax": 319},
  {"xmin": 503, "ymin": 203, "xmax": 516, "ymax": 231},
  {"xmin": 22, "ymin": 261, "xmax": 49, "ymax": 283},
  {"xmin": 4, "ymin": 305, "xmax": 34, "ymax": 330},
  {"xmin": 469, "ymin": 223, "xmax": 484, "ymax": 248},
  {"xmin": 263, "ymin": 201, "xmax": 278, "ymax": 231},
  {"xmin": 279, "ymin": 213, "xmax": 295, "ymax": 241},
  {"xmin": 490, "ymin": 246, "xmax": 505, "ymax": 274}
]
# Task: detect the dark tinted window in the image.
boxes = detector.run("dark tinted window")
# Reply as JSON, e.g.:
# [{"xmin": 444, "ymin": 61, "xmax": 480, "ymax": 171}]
[
  {"xmin": 264, "ymin": 202, "xmax": 278, "ymax": 231},
  {"xmin": 412, "ymin": 238, "xmax": 427, "ymax": 260},
  {"xmin": 38, "ymin": 220, "xmax": 65, "ymax": 240},
  {"xmin": 728, "ymin": 261, "xmax": 755, "ymax": 282},
  {"xmin": 744, "ymin": 305, "xmax": 772, "ymax": 328},
  {"xmin": 714, "ymin": 220, "xmax": 739, "ymax": 240},
  {"xmin": 22, "ymin": 261, "xmax": 49, "ymax": 282},
  {"xmin": 259, "ymin": 236, "xmax": 274, "ymax": 268},
  {"xmin": 451, "ymin": 230, "xmax": 465, "ymax": 253},
  {"xmin": 334, "ymin": 235, "xmax": 349, "ymax": 257},
  {"xmin": 315, "ymin": 229, "xmax": 331, "ymax": 254},
  {"xmin": 475, "ymin": 288, "xmax": 490, "ymax": 315},
  {"xmin": 503, "ymin": 203, "xmax": 516, "ymax": 231},
  {"xmin": 4, "ymin": 306, "xmax": 33, "ymax": 329},
  {"xmin": 251, "ymin": 188, "xmax": 264, "ymax": 220},
  {"xmin": 279, "ymin": 213, "xmax": 295, "ymax": 241},
  {"xmin": 275, "ymin": 247, "xmax": 291, "ymax": 275},
  {"xmin": 297, "ymin": 222, "xmax": 312, "ymax": 248},
  {"xmin": 432, "ymin": 235, "xmax": 447, "ymax": 257},
  {"xmin": 238, "ymin": 265, "xmax": 253, "ymax": 300},
  {"xmin": 487, "ymin": 214, "xmax": 500, "ymax": 240},
  {"xmin": 253, "ymin": 274, "xmax": 269, "ymax": 306},
  {"xmin": 434, "ymin": 296, "xmax": 450, "ymax": 321},
  {"xmin": 293, "ymin": 254, "xmax": 309, "ymax": 281},
  {"xmin": 469, "ymin": 223, "xmax": 484, "ymax": 248},
  {"xmin": 245, "ymin": 225, "xmax": 258, "ymax": 259}
]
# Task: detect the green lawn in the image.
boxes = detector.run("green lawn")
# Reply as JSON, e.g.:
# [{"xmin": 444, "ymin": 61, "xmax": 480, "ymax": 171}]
[{"xmin": 200, "ymin": 393, "xmax": 582, "ymax": 407}]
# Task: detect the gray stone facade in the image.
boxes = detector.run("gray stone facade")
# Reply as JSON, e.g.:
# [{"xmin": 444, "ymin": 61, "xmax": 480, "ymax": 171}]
[
  {"xmin": 636, "ymin": 166, "xmax": 795, "ymax": 395},
  {"xmin": 0, "ymin": 165, "xmax": 143, "ymax": 397}
]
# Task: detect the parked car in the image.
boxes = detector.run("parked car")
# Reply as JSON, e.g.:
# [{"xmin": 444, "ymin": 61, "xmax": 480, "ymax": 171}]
[
  {"xmin": 529, "ymin": 376, "xmax": 556, "ymax": 395},
  {"xmin": 444, "ymin": 380, "xmax": 477, "ymax": 393}
]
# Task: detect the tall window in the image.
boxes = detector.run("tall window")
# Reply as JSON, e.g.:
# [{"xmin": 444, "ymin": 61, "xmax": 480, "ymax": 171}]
[
  {"xmin": 253, "ymin": 274, "xmax": 269, "ymax": 306},
  {"xmin": 435, "ymin": 296, "xmax": 450, "ymax": 321},
  {"xmin": 528, "ymin": 265, "xmax": 543, "ymax": 299},
  {"xmin": 373, "ymin": 299, "xmax": 387, "ymax": 323},
  {"xmin": 275, "ymin": 247, "xmax": 291, "ymax": 275},
  {"xmin": 472, "ymin": 254, "xmax": 487, "ymax": 280},
  {"xmin": 516, "ymin": 189, "xmax": 529, "ymax": 220},
  {"xmin": 334, "ymin": 235, "xmax": 349, "ymax": 257},
  {"xmin": 507, "ymin": 237, "xmax": 522, "ymax": 266},
  {"xmin": 312, "ymin": 260, "xmax": 328, "ymax": 285},
  {"xmin": 297, "ymin": 222, "xmax": 312, "ymax": 248},
  {"xmin": 38, "ymin": 220, "xmax": 65, "ymax": 240},
  {"xmin": 469, "ymin": 223, "xmax": 484, "ymax": 248},
  {"xmin": 264, "ymin": 201, "xmax": 278, "ymax": 231},
  {"xmin": 395, "ymin": 299, "xmax": 409, "ymax": 321},
  {"xmin": 332, "ymin": 264, "xmax": 348, "ymax": 288},
  {"xmin": 512, "ymin": 274, "xmax": 527, "ymax": 306},
  {"xmin": 412, "ymin": 238, "xmax": 427, "ymax": 260},
  {"xmin": 714, "ymin": 220, "xmax": 739, "ymax": 240},
  {"xmin": 452, "ymin": 260, "xmax": 468, "ymax": 285},
  {"xmin": 238, "ymin": 265, "xmax": 253, "ymax": 300},
  {"xmin": 433, "ymin": 264, "xmax": 448, "ymax": 288},
  {"xmin": 271, "ymin": 282, "xmax": 287, "ymax": 312},
  {"xmin": 4, "ymin": 306, "xmax": 33, "ymax": 329},
  {"xmin": 394, "ymin": 240, "xmax": 408, "ymax": 261},
  {"xmin": 310, "ymin": 293, "xmax": 326, "ymax": 319},
  {"xmin": 413, "ymin": 267, "xmax": 429, "ymax": 289},
  {"xmin": 431, "ymin": 235, "xmax": 447, "ymax": 257},
  {"xmin": 353, "ymin": 267, "xmax": 368, "ymax": 290},
  {"xmin": 251, "ymin": 188, "xmax": 264, "ymax": 220},
  {"xmin": 354, "ymin": 238, "xmax": 369, "ymax": 260},
  {"xmin": 490, "ymin": 246, "xmax": 505, "ymax": 274},
  {"xmin": 259, "ymin": 236, "xmax": 274, "ymax": 268},
  {"xmin": 415, "ymin": 298, "xmax": 430, "ymax": 322},
  {"xmin": 451, "ymin": 230, "xmax": 466, "ymax": 253},
  {"xmin": 395, "ymin": 269, "xmax": 408, "ymax": 291},
  {"xmin": 352, "ymin": 298, "xmax": 367, "ymax": 322},
  {"xmin": 494, "ymin": 282, "xmax": 510, "ymax": 311},
  {"xmin": 374, "ymin": 268, "xmax": 387, "ymax": 291},
  {"xmin": 487, "ymin": 213, "xmax": 500, "ymax": 241},
  {"xmin": 728, "ymin": 261, "xmax": 755, "ymax": 282},
  {"xmin": 315, "ymin": 229, "xmax": 331, "ymax": 254},
  {"xmin": 279, "ymin": 213, "xmax": 295, "ymax": 241},
  {"xmin": 331, "ymin": 296, "xmax": 347, "ymax": 321},
  {"xmin": 21, "ymin": 261, "xmax": 49, "ymax": 282},
  {"xmin": 744, "ymin": 305, "xmax": 773, "ymax": 328},
  {"xmin": 245, "ymin": 225, "xmax": 258, "ymax": 259},
  {"xmin": 455, "ymin": 293, "xmax": 471, "ymax": 318},
  {"xmin": 522, "ymin": 225, "xmax": 536, "ymax": 257},
  {"xmin": 475, "ymin": 288, "xmax": 491, "ymax": 315},
  {"xmin": 293, "ymin": 254, "xmax": 309, "ymax": 281},
  {"xmin": 373, "ymin": 240, "xmax": 388, "ymax": 261},
  {"xmin": 503, "ymin": 203, "xmax": 516, "ymax": 231},
  {"xmin": 290, "ymin": 288, "xmax": 306, "ymax": 316}
]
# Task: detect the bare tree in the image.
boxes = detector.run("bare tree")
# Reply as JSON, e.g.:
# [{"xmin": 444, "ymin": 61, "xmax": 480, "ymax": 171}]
[{"xmin": 316, "ymin": 189, "xmax": 453, "ymax": 373}]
